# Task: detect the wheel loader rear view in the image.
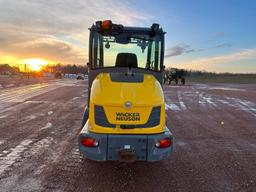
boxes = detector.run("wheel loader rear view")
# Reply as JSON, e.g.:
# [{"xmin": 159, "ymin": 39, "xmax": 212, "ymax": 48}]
[{"xmin": 78, "ymin": 20, "xmax": 173, "ymax": 162}]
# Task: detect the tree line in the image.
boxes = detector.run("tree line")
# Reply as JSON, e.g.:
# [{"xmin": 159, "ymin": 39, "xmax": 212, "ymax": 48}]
[
  {"xmin": 43, "ymin": 64, "xmax": 88, "ymax": 74},
  {"xmin": 1, "ymin": 63, "xmax": 255, "ymax": 76},
  {"xmin": 0, "ymin": 64, "xmax": 88, "ymax": 75}
]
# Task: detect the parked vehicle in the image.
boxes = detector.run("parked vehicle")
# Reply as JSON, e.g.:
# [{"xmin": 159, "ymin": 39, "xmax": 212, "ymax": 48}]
[
  {"xmin": 77, "ymin": 73, "xmax": 85, "ymax": 80},
  {"xmin": 164, "ymin": 68, "xmax": 186, "ymax": 85}
]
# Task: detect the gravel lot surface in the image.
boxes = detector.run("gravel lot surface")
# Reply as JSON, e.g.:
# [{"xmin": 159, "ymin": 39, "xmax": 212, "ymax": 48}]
[{"xmin": 0, "ymin": 79, "xmax": 255, "ymax": 192}]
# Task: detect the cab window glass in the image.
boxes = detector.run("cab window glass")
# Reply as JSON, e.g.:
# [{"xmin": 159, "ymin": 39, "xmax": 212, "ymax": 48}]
[{"xmin": 91, "ymin": 32, "xmax": 163, "ymax": 71}]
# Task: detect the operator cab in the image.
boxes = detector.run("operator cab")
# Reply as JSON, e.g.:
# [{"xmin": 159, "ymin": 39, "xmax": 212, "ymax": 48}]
[{"xmin": 88, "ymin": 20, "xmax": 165, "ymax": 96}]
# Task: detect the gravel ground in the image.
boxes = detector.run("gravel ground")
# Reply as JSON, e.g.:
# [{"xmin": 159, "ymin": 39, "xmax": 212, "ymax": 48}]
[
  {"xmin": 0, "ymin": 75, "xmax": 54, "ymax": 89},
  {"xmin": 0, "ymin": 80, "xmax": 255, "ymax": 192}
]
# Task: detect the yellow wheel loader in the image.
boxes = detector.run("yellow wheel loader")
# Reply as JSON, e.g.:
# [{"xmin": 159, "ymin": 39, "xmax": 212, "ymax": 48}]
[{"xmin": 79, "ymin": 20, "xmax": 173, "ymax": 162}]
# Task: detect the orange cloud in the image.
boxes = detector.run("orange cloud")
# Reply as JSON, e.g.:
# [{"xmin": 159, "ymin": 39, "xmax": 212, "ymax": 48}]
[{"xmin": 0, "ymin": 0, "xmax": 152, "ymax": 66}]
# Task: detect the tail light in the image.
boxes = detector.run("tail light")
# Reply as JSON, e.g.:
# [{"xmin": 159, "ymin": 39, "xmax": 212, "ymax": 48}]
[
  {"xmin": 155, "ymin": 138, "xmax": 172, "ymax": 148},
  {"xmin": 81, "ymin": 137, "xmax": 99, "ymax": 147}
]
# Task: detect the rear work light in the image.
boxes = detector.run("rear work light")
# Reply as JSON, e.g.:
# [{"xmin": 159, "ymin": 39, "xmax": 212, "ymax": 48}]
[
  {"xmin": 81, "ymin": 137, "xmax": 99, "ymax": 147},
  {"xmin": 155, "ymin": 138, "xmax": 172, "ymax": 148}
]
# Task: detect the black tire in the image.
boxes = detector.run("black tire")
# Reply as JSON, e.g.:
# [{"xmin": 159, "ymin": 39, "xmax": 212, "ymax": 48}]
[
  {"xmin": 175, "ymin": 78, "xmax": 178, "ymax": 85},
  {"xmin": 181, "ymin": 78, "xmax": 185, "ymax": 85},
  {"xmin": 81, "ymin": 106, "xmax": 89, "ymax": 128}
]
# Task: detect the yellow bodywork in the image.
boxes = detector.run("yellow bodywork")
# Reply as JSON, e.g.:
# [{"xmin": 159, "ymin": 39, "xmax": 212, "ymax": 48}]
[{"xmin": 88, "ymin": 73, "xmax": 165, "ymax": 134}]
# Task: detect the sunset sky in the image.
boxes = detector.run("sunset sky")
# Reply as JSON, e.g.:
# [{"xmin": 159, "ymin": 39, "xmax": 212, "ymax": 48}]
[{"xmin": 0, "ymin": 0, "xmax": 256, "ymax": 73}]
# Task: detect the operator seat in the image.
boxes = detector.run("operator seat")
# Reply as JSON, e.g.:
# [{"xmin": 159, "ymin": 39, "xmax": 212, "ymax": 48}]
[{"xmin": 115, "ymin": 53, "xmax": 138, "ymax": 68}]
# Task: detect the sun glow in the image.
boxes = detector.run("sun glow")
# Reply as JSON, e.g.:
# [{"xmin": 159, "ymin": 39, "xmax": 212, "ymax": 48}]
[{"xmin": 22, "ymin": 58, "xmax": 48, "ymax": 72}]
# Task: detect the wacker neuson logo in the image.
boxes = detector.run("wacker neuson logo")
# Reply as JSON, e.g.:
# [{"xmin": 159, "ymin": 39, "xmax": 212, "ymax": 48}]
[{"xmin": 116, "ymin": 112, "xmax": 140, "ymax": 121}]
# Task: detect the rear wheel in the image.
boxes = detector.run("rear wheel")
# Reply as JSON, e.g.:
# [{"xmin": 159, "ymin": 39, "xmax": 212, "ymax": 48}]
[
  {"xmin": 81, "ymin": 106, "xmax": 89, "ymax": 128},
  {"xmin": 181, "ymin": 78, "xmax": 185, "ymax": 85}
]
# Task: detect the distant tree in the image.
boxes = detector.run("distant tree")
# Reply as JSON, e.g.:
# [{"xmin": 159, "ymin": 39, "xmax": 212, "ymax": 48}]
[
  {"xmin": 43, "ymin": 63, "xmax": 88, "ymax": 74},
  {"xmin": 0, "ymin": 64, "xmax": 19, "ymax": 75}
]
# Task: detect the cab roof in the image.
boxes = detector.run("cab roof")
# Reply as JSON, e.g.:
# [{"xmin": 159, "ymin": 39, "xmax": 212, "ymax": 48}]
[{"xmin": 90, "ymin": 20, "xmax": 165, "ymax": 36}]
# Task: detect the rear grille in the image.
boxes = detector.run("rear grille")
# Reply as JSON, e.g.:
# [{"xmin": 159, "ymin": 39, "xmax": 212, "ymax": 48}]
[
  {"xmin": 121, "ymin": 106, "xmax": 161, "ymax": 129},
  {"xmin": 137, "ymin": 106, "xmax": 161, "ymax": 128},
  {"xmin": 94, "ymin": 105, "xmax": 115, "ymax": 128},
  {"xmin": 94, "ymin": 105, "xmax": 161, "ymax": 129}
]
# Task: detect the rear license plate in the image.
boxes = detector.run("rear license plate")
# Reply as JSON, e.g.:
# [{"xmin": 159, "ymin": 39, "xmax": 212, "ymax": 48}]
[{"xmin": 118, "ymin": 149, "xmax": 136, "ymax": 162}]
